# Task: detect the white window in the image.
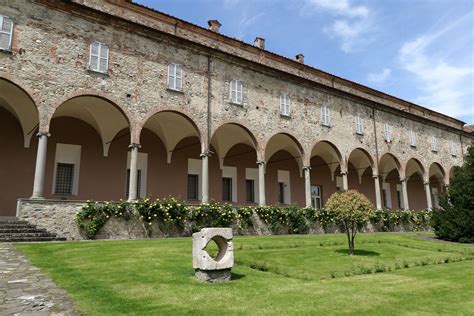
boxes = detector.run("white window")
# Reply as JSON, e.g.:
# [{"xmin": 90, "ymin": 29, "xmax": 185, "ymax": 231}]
[
  {"xmin": 280, "ymin": 93, "xmax": 291, "ymax": 116},
  {"xmin": 188, "ymin": 159, "xmax": 202, "ymax": 200},
  {"xmin": 230, "ymin": 80, "xmax": 243, "ymax": 104},
  {"xmin": 0, "ymin": 15, "xmax": 13, "ymax": 51},
  {"xmin": 450, "ymin": 141, "xmax": 457, "ymax": 157},
  {"xmin": 321, "ymin": 105, "xmax": 331, "ymax": 126},
  {"xmin": 408, "ymin": 129, "xmax": 416, "ymax": 147},
  {"xmin": 53, "ymin": 144, "xmax": 81, "ymax": 196},
  {"xmin": 431, "ymin": 136, "xmax": 438, "ymax": 152},
  {"xmin": 311, "ymin": 185, "xmax": 322, "ymax": 209},
  {"xmin": 222, "ymin": 166, "xmax": 237, "ymax": 203},
  {"xmin": 245, "ymin": 168, "xmax": 259, "ymax": 204},
  {"xmin": 382, "ymin": 182, "xmax": 392, "ymax": 208},
  {"xmin": 89, "ymin": 41, "xmax": 109, "ymax": 73},
  {"xmin": 168, "ymin": 63, "xmax": 183, "ymax": 91},
  {"xmin": 355, "ymin": 112, "xmax": 363, "ymax": 135},
  {"xmin": 384, "ymin": 123, "xmax": 392, "ymax": 142},
  {"xmin": 277, "ymin": 170, "xmax": 291, "ymax": 204}
]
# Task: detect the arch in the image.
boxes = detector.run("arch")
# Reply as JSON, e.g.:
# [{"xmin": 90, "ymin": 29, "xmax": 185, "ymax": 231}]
[
  {"xmin": 347, "ymin": 148, "xmax": 375, "ymax": 184},
  {"xmin": 310, "ymin": 140, "xmax": 343, "ymax": 179},
  {"xmin": 405, "ymin": 158, "xmax": 426, "ymax": 181},
  {"xmin": 378, "ymin": 153, "xmax": 402, "ymax": 181},
  {"xmin": 264, "ymin": 132, "xmax": 304, "ymax": 171},
  {"xmin": 211, "ymin": 122, "xmax": 259, "ymax": 169},
  {"xmin": 140, "ymin": 110, "xmax": 202, "ymax": 163},
  {"xmin": 49, "ymin": 93, "xmax": 132, "ymax": 156},
  {"xmin": 0, "ymin": 77, "xmax": 39, "ymax": 147},
  {"xmin": 429, "ymin": 162, "xmax": 447, "ymax": 185}
]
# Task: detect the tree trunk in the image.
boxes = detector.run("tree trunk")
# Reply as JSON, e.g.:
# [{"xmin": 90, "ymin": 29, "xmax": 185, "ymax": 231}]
[{"xmin": 347, "ymin": 232, "xmax": 353, "ymax": 255}]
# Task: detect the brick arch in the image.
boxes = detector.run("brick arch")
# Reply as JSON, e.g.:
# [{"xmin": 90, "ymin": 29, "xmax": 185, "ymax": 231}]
[
  {"xmin": 379, "ymin": 152, "xmax": 403, "ymax": 179},
  {"xmin": 405, "ymin": 157, "xmax": 426, "ymax": 181},
  {"xmin": 139, "ymin": 107, "xmax": 203, "ymax": 141},
  {"xmin": 211, "ymin": 121, "xmax": 260, "ymax": 150},
  {"xmin": 0, "ymin": 75, "xmax": 40, "ymax": 147},
  {"xmin": 46, "ymin": 89, "xmax": 136, "ymax": 139},
  {"xmin": 0, "ymin": 73, "xmax": 41, "ymax": 107},
  {"xmin": 429, "ymin": 161, "xmax": 447, "ymax": 184},
  {"xmin": 263, "ymin": 131, "xmax": 305, "ymax": 162},
  {"xmin": 308, "ymin": 140, "xmax": 344, "ymax": 177}
]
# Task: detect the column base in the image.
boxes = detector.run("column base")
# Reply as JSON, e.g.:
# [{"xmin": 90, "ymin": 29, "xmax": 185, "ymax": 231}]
[
  {"xmin": 195, "ymin": 269, "xmax": 231, "ymax": 283},
  {"xmin": 30, "ymin": 196, "xmax": 45, "ymax": 200}
]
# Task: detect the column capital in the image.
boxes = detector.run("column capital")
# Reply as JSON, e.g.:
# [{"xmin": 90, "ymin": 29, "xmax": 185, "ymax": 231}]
[
  {"xmin": 36, "ymin": 132, "xmax": 50, "ymax": 137},
  {"xmin": 400, "ymin": 177, "xmax": 407, "ymax": 182},
  {"xmin": 372, "ymin": 174, "xmax": 379, "ymax": 179},
  {"xmin": 129, "ymin": 143, "xmax": 142, "ymax": 149},
  {"xmin": 340, "ymin": 171, "xmax": 347, "ymax": 176},
  {"xmin": 257, "ymin": 160, "xmax": 266, "ymax": 166},
  {"xmin": 423, "ymin": 181, "xmax": 430, "ymax": 186},
  {"xmin": 200, "ymin": 151, "xmax": 212, "ymax": 158},
  {"xmin": 303, "ymin": 165, "xmax": 311, "ymax": 171}
]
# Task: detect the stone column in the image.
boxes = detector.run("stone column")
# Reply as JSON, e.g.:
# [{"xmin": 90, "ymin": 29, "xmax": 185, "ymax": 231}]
[
  {"xmin": 257, "ymin": 160, "xmax": 266, "ymax": 206},
  {"xmin": 424, "ymin": 181, "xmax": 432, "ymax": 210},
  {"xmin": 373, "ymin": 175, "xmax": 382, "ymax": 210},
  {"xmin": 201, "ymin": 152, "xmax": 210, "ymax": 203},
  {"xmin": 31, "ymin": 132, "xmax": 50, "ymax": 199},
  {"xmin": 341, "ymin": 171, "xmax": 349, "ymax": 191},
  {"xmin": 303, "ymin": 166, "xmax": 311, "ymax": 208},
  {"xmin": 401, "ymin": 178, "xmax": 410, "ymax": 210},
  {"xmin": 128, "ymin": 143, "xmax": 141, "ymax": 202}
]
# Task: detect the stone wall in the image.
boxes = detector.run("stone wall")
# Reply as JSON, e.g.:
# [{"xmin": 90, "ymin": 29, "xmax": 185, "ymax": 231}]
[{"xmin": 17, "ymin": 199, "xmax": 431, "ymax": 241}]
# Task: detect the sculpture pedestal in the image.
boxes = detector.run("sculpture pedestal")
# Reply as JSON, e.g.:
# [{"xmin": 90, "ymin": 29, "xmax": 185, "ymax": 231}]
[{"xmin": 195, "ymin": 268, "xmax": 231, "ymax": 283}]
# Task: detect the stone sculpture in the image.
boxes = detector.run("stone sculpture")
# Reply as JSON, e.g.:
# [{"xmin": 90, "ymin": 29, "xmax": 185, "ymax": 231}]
[{"xmin": 192, "ymin": 228, "xmax": 234, "ymax": 282}]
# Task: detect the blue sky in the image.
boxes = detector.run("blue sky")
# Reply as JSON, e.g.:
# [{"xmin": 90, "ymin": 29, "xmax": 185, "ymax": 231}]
[{"xmin": 136, "ymin": 0, "xmax": 474, "ymax": 124}]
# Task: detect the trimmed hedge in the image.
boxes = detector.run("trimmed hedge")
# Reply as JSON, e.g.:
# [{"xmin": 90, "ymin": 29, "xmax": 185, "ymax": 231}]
[{"xmin": 76, "ymin": 198, "xmax": 432, "ymax": 239}]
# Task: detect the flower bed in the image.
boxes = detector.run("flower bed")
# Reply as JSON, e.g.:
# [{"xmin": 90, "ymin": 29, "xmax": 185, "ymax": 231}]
[{"xmin": 76, "ymin": 199, "xmax": 432, "ymax": 239}]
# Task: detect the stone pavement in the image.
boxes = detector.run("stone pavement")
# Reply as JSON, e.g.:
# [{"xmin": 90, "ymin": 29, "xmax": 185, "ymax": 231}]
[{"xmin": 0, "ymin": 243, "xmax": 79, "ymax": 315}]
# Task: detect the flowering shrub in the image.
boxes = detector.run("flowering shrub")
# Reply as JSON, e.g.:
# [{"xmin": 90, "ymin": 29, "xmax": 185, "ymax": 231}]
[
  {"xmin": 371, "ymin": 209, "xmax": 431, "ymax": 231},
  {"xmin": 190, "ymin": 201, "xmax": 236, "ymax": 232},
  {"xmin": 76, "ymin": 198, "xmax": 432, "ymax": 239}
]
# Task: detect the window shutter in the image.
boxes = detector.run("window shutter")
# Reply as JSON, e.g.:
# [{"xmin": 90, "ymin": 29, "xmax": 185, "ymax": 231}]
[
  {"xmin": 286, "ymin": 95, "xmax": 291, "ymax": 115},
  {"xmin": 0, "ymin": 16, "xmax": 13, "ymax": 51},
  {"xmin": 451, "ymin": 141, "xmax": 456, "ymax": 156},
  {"xmin": 326, "ymin": 106, "xmax": 331, "ymax": 126},
  {"xmin": 175, "ymin": 64, "xmax": 182, "ymax": 91},
  {"xmin": 355, "ymin": 113, "xmax": 362, "ymax": 134},
  {"xmin": 89, "ymin": 42, "xmax": 108, "ymax": 73},
  {"xmin": 280, "ymin": 94, "xmax": 284, "ymax": 114},
  {"xmin": 99, "ymin": 44, "xmax": 109, "ymax": 73},
  {"xmin": 432, "ymin": 136, "xmax": 437, "ymax": 151},
  {"xmin": 237, "ymin": 81, "xmax": 243, "ymax": 104},
  {"xmin": 384, "ymin": 123, "xmax": 391, "ymax": 142}
]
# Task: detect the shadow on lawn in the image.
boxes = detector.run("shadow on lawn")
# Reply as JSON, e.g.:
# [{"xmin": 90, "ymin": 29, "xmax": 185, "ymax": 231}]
[
  {"xmin": 231, "ymin": 272, "xmax": 246, "ymax": 280},
  {"xmin": 335, "ymin": 249, "xmax": 380, "ymax": 256}
]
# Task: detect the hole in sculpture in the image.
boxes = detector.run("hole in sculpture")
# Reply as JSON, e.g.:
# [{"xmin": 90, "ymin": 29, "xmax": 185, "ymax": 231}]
[{"xmin": 203, "ymin": 235, "xmax": 228, "ymax": 262}]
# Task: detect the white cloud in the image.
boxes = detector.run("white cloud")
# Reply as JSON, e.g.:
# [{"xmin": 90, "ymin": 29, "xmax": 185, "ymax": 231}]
[
  {"xmin": 367, "ymin": 68, "xmax": 392, "ymax": 84},
  {"xmin": 399, "ymin": 12, "xmax": 474, "ymax": 121},
  {"xmin": 305, "ymin": 0, "xmax": 374, "ymax": 52}
]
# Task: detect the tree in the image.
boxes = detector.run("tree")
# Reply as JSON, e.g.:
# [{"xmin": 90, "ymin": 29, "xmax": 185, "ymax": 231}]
[
  {"xmin": 325, "ymin": 190, "xmax": 374, "ymax": 255},
  {"xmin": 431, "ymin": 146, "xmax": 474, "ymax": 243}
]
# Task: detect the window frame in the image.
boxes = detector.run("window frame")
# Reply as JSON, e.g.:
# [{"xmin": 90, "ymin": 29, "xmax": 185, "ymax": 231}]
[
  {"xmin": 0, "ymin": 15, "xmax": 13, "ymax": 51},
  {"xmin": 408, "ymin": 129, "xmax": 416, "ymax": 147},
  {"xmin": 88, "ymin": 41, "xmax": 109, "ymax": 74},
  {"xmin": 222, "ymin": 177, "xmax": 233, "ymax": 202},
  {"xmin": 311, "ymin": 185, "xmax": 322, "ymax": 209},
  {"xmin": 125, "ymin": 169, "xmax": 142, "ymax": 199},
  {"xmin": 354, "ymin": 112, "xmax": 363, "ymax": 135},
  {"xmin": 450, "ymin": 141, "xmax": 456, "ymax": 157},
  {"xmin": 431, "ymin": 136, "xmax": 438, "ymax": 152},
  {"xmin": 245, "ymin": 179, "xmax": 255, "ymax": 203},
  {"xmin": 277, "ymin": 182, "xmax": 285, "ymax": 204},
  {"xmin": 321, "ymin": 105, "xmax": 331, "ymax": 127},
  {"xmin": 384, "ymin": 123, "xmax": 392, "ymax": 142},
  {"xmin": 167, "ymin": 63, "xmax": 183, "ymax": 91},
  {"xmin": 229, "ymin": 80, "xmax": 243, "ymax": 105},
  {"xmin": 187, "ymin": 174, "xmax": 199, "ymax": 201},
  {"xmin": 54, "ymin": 163, "xmax": 75, "ymax": 196},
  {"xmin": 280, "ymin": 93, "xmax": 291, "ymax": 117}
]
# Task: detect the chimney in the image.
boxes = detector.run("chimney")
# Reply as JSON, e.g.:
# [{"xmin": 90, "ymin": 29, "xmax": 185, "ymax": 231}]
[
  {"xmin": 254, "ymin": 37, "xmax": 265, "ymax": 49},
  {"xmin": 208, "ymin": 20, "xmax": 222, "ymax": 33},
  {"xmin": 295, "ymin": 53, "xmax": 305, "ymax": 64}
]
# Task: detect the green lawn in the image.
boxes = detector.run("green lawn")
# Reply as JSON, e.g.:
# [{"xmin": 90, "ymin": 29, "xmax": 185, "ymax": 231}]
[{"xmin": 17, "ymin": 233, "xmax": 474, "ymax": 315}]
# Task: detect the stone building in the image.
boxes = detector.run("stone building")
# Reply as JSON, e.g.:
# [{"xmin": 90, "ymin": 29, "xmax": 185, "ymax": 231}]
[{"xmin": 0, "ymin": 0, "xmax": 472, "ymax": 219}]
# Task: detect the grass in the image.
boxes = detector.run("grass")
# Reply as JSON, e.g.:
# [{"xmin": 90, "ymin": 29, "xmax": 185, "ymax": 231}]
[{"xmin": 16, "ymin": 233, "xmax": 474, "ymax": 315}]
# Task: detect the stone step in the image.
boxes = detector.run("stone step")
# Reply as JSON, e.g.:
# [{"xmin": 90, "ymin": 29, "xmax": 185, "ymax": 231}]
[
  {"xmin": 0, "ymin": 236, "xmax": 67, "ymax": 242},
  {"xmin": 0, "ymin": 227, "xmax": 49, "ymax": 233},
  {"xmin": 0, "ymin": 223, "xmax": 38, "ymax": 229},
  {"xmin": 0, "ymin": 232, "xmax": 57, "ymax": 238}
]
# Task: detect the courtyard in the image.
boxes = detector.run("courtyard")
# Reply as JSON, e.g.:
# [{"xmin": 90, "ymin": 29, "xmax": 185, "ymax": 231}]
[{"xmin": 12, "ymin": 233, "xmax": 474, "ymax": 315}]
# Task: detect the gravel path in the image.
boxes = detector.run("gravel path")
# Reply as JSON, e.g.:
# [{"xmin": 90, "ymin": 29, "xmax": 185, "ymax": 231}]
[{"xmin": 0, "ymin": 243, "xmax": 79, "ymax": 315}]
